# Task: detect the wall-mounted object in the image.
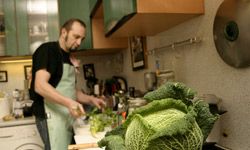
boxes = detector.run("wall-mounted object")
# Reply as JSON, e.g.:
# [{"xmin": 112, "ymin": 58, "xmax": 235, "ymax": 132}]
[
  {"xmin": 213, "ymin": 0, "xmax": 250, "ymax": 68},
  {"xmin": 90, "ymin": 1, "xmax": 128, "ymax": 50},
  {"xmin": 0, "ymin": 70, "xmax": 7, "ymax": 82},
  {"xmin": 3, "ymin": 0, "xmax": 58, "ymax": 56},
  {"xmin": 130, "ymin": 36, "xmax": 147, "ymax": 71},
  {"xmin": 24, "ymin": 65, "xmax": 32, "ymax": 80},
  {"xmin": 83, "ymin": 63, "xmax": 95, "ymax": 80},
  {"xmin": 103, "ymin": 0, "xmax": 205, "ymax": 37}
]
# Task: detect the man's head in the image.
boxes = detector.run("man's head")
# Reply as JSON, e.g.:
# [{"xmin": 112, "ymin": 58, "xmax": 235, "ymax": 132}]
[{"xmin": 59, "ymin": 18, "xmax": 86, "ymax": 52}]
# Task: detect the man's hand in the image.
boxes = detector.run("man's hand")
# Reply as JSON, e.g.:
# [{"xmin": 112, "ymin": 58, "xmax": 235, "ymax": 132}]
[
  {"xmin": 68, "ymin": 101, "xmax": 85, "ymax": 118},
  {"xmin": 91, "ymin": 96, "xmax": 106, "ymax": 110}
]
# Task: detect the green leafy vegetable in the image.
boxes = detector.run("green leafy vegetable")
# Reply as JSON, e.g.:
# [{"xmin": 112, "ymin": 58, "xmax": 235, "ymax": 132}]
[
  {"xmin": 88, "ymin": 108, "xmax": 117, "ymax": 137},
  {"xmin": 143, "ymin": 82, "xmax": 197, "ymax": 105},
  {"xmin": 98, "ymin": 82, "xmax": 218, "ymax": 150}
]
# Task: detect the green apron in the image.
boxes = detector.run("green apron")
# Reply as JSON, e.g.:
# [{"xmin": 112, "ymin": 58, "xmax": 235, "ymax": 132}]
[{"xmin": 44, "ymin": 63, "xmax": 76, "ymax": 150}]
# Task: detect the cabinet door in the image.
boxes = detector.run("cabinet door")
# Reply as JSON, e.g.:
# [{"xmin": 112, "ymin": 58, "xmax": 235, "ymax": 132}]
[
  {"xmin": 3, "ymin": 0, "xmax": 18, "ymax": 56},
  {"xmin": 103, "ymin": 0, "xmax": 136, "ymax": 34},
  {"xmin": 58, "ymin": 0, "xmax": 92, "ymax": 49},
  {"xmin": 16, "ymin": 0, "xmax": 29, "ymax": 55},
  {"xmin": 4, "ymin": 0, "xmax": 29, "ymax": 56},
  {"xmin": 47, "ymin": 0, "xmax": 59, "ymax": 41},
  {"xmin": 89, "ymin": 0, "xmax": 98, "ymax": 15},
  {"xmin": 27, "ymin": 0, "xmax": 59, "ymax": 54},
  {"xmin": 0, "ymin": 0, "xmax": 5, "ymax": 56},
  {"xmin": 3, "ymin": 0, "xmax": 58, "ymax": 56}
]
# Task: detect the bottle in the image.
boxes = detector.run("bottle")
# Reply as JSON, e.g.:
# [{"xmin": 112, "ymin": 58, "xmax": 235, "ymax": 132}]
[
  {"xmin": 116, "ymin": 90, "xmax": 128, "ymax": 125},
  {"xmin": 94, "ymin": 84, "xmax": 100, "ymax": 97}
]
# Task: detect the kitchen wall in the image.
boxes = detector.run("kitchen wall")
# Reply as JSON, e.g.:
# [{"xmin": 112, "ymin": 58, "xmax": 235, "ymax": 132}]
[
  {"xmin": 0, "ymin": 62, "xmax": 32, "ymax": 92},
  {"xmin": 120, "ymin": 0, "xmax": 249, "ymax": 149},
  {"xmin": 0, "ymin": 53, "xmax": 122, "ymax": 94}
]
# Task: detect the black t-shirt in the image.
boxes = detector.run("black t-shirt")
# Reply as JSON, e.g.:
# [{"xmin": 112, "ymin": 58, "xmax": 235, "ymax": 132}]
[{"xmin": 30, "ymin": 41, "xmax": 72, "ymax": 118}]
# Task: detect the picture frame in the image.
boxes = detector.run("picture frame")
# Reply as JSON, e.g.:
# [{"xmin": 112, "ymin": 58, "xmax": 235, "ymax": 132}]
[
  {"xmin": 83, "ymin": 63, "xmax": 95, "ymax": 80},
  {"xmin": 24, "ymin": 65, "xmax": 32, "ymax": 80},
  {"xmin": 0, "ymin": 71, "xmax": 8, "ymax": 82},
  {"xmin": 130, "ymin": 36, "xmax": 147, "ymax": 71}
]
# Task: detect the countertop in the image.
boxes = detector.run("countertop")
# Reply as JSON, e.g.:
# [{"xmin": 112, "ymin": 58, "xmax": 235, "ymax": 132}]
[
  {"xmin": 0, "ymin": 116, "xmax": 35, "ymax": 128},
  {"xmin": 73, "ymin": 123, "xmax": 108, "ymax": 150}
]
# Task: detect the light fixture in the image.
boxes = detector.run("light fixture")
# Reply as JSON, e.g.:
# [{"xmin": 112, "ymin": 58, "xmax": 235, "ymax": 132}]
[{"xmin": 0, "ymin": 59, "xmax": 32, "ymax": 64}]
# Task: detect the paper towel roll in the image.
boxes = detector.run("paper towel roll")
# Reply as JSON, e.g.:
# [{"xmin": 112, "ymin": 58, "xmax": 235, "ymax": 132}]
[{"xmin": 0, "ymin": 97, "xmax": 11, "ymax": 119}]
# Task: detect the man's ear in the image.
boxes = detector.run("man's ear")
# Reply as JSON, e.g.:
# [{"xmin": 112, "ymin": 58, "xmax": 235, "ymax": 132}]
[{"xmin": 61, "ymin": 28, "xmax": 67, "ymax": 37}]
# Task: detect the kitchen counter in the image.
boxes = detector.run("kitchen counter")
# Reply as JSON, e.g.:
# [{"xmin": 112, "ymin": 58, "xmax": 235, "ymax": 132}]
[
  {"xmin": 0, "ymin": 116, "xmax": 35, "ymax": 128},
  {"xmin": 72, "ymin": 123, "xmax": 108, "ymax": 150}
]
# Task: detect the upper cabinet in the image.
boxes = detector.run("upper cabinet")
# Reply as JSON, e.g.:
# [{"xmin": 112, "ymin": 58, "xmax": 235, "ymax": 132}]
[
  {"xmin": 0, "ymin": 0, "xmax": 5, "ymax": 56},
  {"xmin": 27, "ymin": 0, "xmax": 59, "ymax": 54},
  {"xmin": 3, "ymin": 0, "xmax": 59, "ymax": 56},
  {"xmin": 90, "ymin": 0, "xmax": 128, "ymax": 51},
  {"xmin": 58, "ymin": 0, "xmax": 128, "ymax": 54},
  {"xmin": 103, "ymin": 0, "xmax": 205, "ymax": 37}
]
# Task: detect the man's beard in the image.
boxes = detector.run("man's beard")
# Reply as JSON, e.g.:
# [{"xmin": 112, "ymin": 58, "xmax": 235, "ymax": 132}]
[{"xmin": 64, "ymin": 35, "xmax": 78, "ymax": 52}]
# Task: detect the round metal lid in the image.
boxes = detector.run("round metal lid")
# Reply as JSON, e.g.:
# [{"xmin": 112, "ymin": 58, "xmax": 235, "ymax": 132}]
[{"xmin": 213, "ymin": 0, "xmax": 250, "ymax": 68}]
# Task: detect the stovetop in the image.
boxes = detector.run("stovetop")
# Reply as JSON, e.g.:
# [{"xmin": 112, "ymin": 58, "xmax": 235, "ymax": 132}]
[{"xmin": 0, "ymin": 116, "xmax": 35, "ymax": 128}]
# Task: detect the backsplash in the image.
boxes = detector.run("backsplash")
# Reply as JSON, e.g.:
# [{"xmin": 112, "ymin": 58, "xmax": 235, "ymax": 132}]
[
  {"xmin": 0, "ymin": 53, "xmax": 123, "ymax": 94},
  {"xmin": 0, "ymin": 62, "xmax": 32, "ymax": 93}
]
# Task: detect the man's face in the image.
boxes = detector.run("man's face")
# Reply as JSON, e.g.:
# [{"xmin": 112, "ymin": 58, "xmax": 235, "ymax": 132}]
[{"xmin": 62, "ymin": 22, "xmax": 86, "ymax": 51}]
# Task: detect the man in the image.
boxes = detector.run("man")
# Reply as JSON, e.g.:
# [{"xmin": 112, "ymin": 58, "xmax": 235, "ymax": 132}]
[{"xmin": 30, "ymin": 18, "xmax": 105, "ymax": 150}]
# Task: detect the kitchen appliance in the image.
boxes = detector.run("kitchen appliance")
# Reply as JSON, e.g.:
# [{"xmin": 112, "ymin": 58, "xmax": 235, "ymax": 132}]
[
  {"xmin": 0, "ymin": 117, "xmax": 44, "ymax": 150},
  {"xmin": 144, "ymin": 72, "xmax": 157, "ymax": 91},
  {"xmin": 213, "ymin": 0, "xmax": 250, "ymax": 68},
  {"xmin": 12, "ymin": 89, "xmax": 24, "ymax": 119},
  {"xmin": 156, "ymin": 70, "xmax": 175, "ymax": 87}
]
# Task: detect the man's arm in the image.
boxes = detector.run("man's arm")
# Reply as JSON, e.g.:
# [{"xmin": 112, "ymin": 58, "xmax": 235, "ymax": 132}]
[
  {"xmin": 34, "ymin": 69, "xmax": 84, "ymax": 118},
  {"xmin": 76, "ymin": 90, "xmax": 106, "ymax": 109}
]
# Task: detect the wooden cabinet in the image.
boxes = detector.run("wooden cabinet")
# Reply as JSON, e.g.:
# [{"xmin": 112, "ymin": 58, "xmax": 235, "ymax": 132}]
[
  {"xmin": 90, "ymin": 1, "xmax": 128, "ymax": 51},
  {"xmin": 58, "ymin": 0, "xmax": 128, "ymax": 55},
  {"xmin": 2, "ymin": 0, "xmax": 59, "ymax": 56},
  {"xmin": 103, "ymin": 0, "xmax": 205, "ymax": 37}
]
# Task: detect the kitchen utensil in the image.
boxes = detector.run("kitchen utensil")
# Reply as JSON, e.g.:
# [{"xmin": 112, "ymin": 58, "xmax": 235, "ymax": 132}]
[
  {"xmin": 144, "ymin": 72, "xmax": 157, "ymax": 91},
  {"xmin": 213, "ymin": 0, "xmax": 250, "ymax": 68}
]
